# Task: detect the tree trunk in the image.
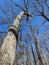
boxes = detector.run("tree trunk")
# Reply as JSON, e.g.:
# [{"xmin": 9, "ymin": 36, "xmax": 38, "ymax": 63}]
[
  {"xmin": 31, "ymin": 44, "xmax": 37, "ymax": 65},
  {"xmin": 34, "ymin": 37, "xmax": 44, "ymax": 65},
  {"xmin": 0, "ymin": 11, "xmax": 24, "ymax": 65},
  {"xmin": 26, "ymin": 46, "xmax": 32, "ymax": 65}
]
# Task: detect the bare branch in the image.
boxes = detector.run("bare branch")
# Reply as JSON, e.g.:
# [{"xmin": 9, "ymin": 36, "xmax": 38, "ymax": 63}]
[
  {"xmin": 30, "ymin": 0, "xmax": 49, "ymax": 22},
  {"xmin": 36, "ymin": 0, "xmax": 44, "ymax": 13},
  {"xmin": 45, "ymin": 0, "xmax": 49, "ymax": 9},
  {"xmin": 23, "ymin": 0, "xmax": 27, "ymax": 11},
  {"xmin": 0, "ymin": 5, "xmax": 7, "ymax": 15},
  {"xmin": 10, "ymin": 0, "xmax": 25, "ymax": 11}
]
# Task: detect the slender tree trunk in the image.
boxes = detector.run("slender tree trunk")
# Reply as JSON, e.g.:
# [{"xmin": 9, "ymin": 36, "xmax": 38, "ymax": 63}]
[
  {"xmin": 34, "ymin": 37, "xmax": 44, "ymax": 65},
  {"xmin": 26, "ymin": 46, "xmax": 31, "ymax": 65},
  {"xmin": 31, "ymin": 44, "xmax": 37, "ymax": 65},
  {"xmin": 0, "ymin": 11, "xmax": 24, "ymax": 65}
]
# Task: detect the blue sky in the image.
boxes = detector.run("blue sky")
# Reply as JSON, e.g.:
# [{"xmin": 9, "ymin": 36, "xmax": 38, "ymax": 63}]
[
  {"xmin": 0, "ymin": 0, "xmax": 49, "ymax": 47},
  {"xmin": 0, "ymin": 1, "xmax": 49, "ymax": 63},
  {"xmin": 0, "ymin": 0, "xmax": 48, "ymax": 35}
]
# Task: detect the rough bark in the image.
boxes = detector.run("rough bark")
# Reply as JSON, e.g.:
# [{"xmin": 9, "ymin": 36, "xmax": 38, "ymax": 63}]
[{"xmin": 0, "ymin": 11, "xmax": 24, "ymax": 65}]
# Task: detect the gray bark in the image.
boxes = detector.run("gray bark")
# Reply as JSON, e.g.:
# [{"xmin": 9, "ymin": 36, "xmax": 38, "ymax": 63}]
[{"xmin": 0, "ymin": 11, "xmax": 24, "ymax": 65}]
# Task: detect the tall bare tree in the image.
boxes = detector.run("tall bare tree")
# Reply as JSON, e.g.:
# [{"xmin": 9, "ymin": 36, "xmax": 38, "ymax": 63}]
[
  {"xmin": 1, "ymin": 11, "xmax": 24, "ymax": 65},
  {"xmin": 0, "ymin": 0, "xmax": 49, "ymax": 65}
]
